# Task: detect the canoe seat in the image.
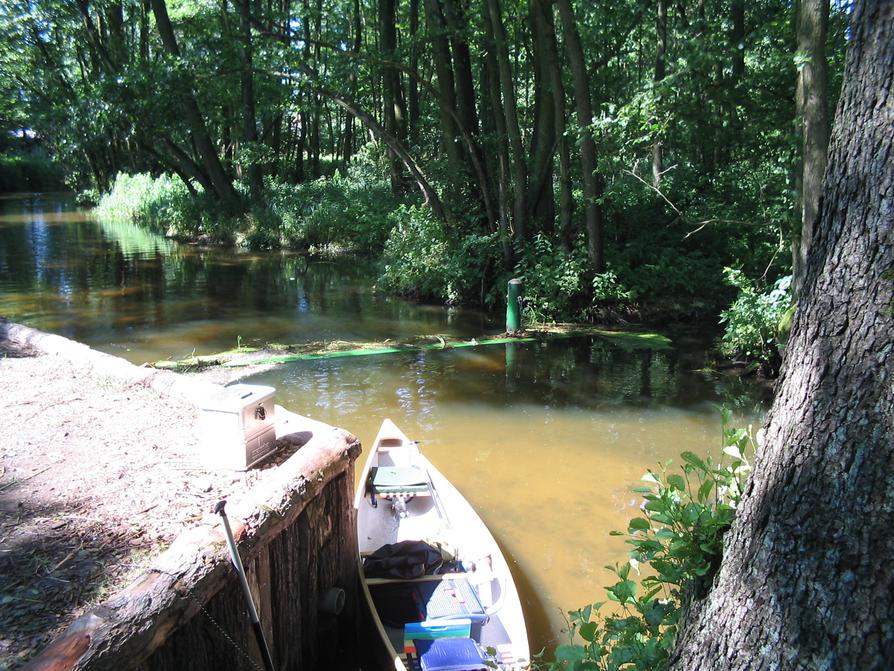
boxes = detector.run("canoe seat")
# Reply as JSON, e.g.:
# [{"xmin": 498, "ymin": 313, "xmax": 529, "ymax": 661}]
[{"xmin": 368, "ymin": 466, "xmax": 431, "ymax": 510}]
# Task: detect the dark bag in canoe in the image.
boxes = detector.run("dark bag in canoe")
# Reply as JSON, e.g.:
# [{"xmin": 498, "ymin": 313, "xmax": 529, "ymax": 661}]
[{"xmin": 363, "ymin": 540, "xmax": 444, "ymax": 579}]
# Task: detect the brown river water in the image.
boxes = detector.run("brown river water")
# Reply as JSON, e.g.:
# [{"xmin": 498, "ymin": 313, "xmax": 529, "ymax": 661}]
[{"xmin": 0, "ymin": 193, "xmax": 767, "ymax": 655}]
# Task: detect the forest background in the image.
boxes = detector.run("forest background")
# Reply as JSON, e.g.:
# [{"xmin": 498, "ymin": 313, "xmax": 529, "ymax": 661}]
[{"xmin": 0, "ymin": 0, "xmax": 850, "ymax": 369}]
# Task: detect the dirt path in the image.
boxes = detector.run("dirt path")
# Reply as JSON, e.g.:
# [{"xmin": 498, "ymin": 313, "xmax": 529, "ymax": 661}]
[{"xmin": 0, "ymin": 338, "xmax": 261, "ymax": 669}]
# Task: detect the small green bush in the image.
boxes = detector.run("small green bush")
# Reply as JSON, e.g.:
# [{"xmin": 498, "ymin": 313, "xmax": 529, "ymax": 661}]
[
  {"xmin": 547, "ymin": 408, "xmax": 754, "ymax": 671},
  {"xmin": 513, "ymin": 235, "xmax": 633, "ymax": 324},
  {"xmin": 265, "ymin": 143, "xmax": 399, "ymax": 251},
  {"xmin": 719, "ymin": 269, "xmax": 791, "ymax": 370},
  {"xmin": 379, "ymin": 205, "xmax": 498, "ymax": 304}
]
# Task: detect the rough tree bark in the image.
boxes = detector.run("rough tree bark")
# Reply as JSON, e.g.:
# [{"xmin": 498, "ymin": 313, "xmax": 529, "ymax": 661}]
[
  {"xmin": 556, "ymin": 0, "xmax": 604, "ymax": 271},
  {"xmin": 652, "ymin": 0, "xmax": 666, "ymax": 188},
  {"xmin": 239, "ymin": 0, "xmax": 263, "ymax": 200},
  {"xmin": 150, "ymin": 0, "xmax": 240, "ymax": 209},
  {"xmin": 669, "ymin": 2, "xmax": 893, "ymax": 668},
  {"xmin": 486, "ymin": 0, "xmax": 528, "ymax": 249},
  {"xmin": 792, "ymin": 0, "xmax": 831, "ymax": 298}
]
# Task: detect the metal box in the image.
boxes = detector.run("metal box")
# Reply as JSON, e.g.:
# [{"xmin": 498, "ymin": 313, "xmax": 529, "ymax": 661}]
[{"xmin": 198, "ymin": 384, "xmax": 278, "ymax": 470}]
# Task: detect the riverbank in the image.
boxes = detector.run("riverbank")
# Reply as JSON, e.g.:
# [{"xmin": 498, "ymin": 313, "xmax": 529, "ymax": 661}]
[{"xmin": 0, "ymin": 321, "xmax": 317, "ymax": 669}]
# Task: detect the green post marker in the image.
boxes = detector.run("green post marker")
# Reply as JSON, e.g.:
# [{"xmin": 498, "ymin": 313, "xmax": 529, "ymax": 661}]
[{"xmin": 506, "ymin": 278, "xmax": 523, "ymax": 333}]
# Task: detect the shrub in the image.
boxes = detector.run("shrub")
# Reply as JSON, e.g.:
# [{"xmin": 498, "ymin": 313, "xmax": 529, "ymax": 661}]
[
  {"xmin": 719, "ymin": 268, "xmax": 791, "ymax": 371},
  {"xmin": 265, "ymin": 143, "xmax": 399, "ymax": 251},
  {"xmin": 547, "ymin": 408, "xmax": 754, "ymax": 671},
  {"xmin": 379, "ymin": 206, "xmax": 498, "ymax": 304},
  {"xmin": 0, "ymin": 153, "xmax": 64, "ymax": 192},
  {"xmin": 514, "ymin": 235, "xmax": 633, "ymax": 324}
]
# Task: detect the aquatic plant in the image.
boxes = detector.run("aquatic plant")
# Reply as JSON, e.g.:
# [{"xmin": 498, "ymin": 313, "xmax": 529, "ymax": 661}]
[{"xmin": 547, "ymin": 407, "xmax": 754, "ymax": 671}]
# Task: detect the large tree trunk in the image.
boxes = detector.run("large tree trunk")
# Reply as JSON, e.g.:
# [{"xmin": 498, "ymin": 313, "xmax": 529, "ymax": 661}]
[
  {"xmin": 442, "ymin": 0, "xmax": 478, "ymax": 140},
  {"xmin": 652, "ymin": 0, "xmax": 667, "ymax": 188},
  {"xmin": 485, "ymin": 0, "xmax": 528, "ymax": 249},
  {"xmin": 407, "ymin": 0, "xmax": 421, "ymax": 145},
  {"xmin": 150, "ymin": 0, "xmax": 240, "ymax": 209},
  {"xmin": 379, "ymin": 0, "xmax": 406, "ymax": 192},
  {"xmin": 481, "ymin": 7, "xmax": 513, "ymax": 265},
  {"xmin": 791, "ymin": 0, "xmax": 831, "ymax": 298},
  {"xmin": 424, "ymin": 0, "xmax": 464, "ymax": 170},
  {"xmin": 527, "ymin": 0, "xmax": 557, "ymax": 233},
  {"xmin": 669, "ymin": 2, "xmax": 894, "ymax": 668},
  {"xmin": 556, "ymin": 0, "xmax": 604, "ymax": 271},
  {"xmin": 533, "ymin": 0, "xmax": 571, "ymax": 242},
  {"xmin": 239, "ymin": 0, "xmax": 263, "ymax": 200},
  {"xmin": 341, "ymin": 0, "xmax": 362, "ymax": 164}
]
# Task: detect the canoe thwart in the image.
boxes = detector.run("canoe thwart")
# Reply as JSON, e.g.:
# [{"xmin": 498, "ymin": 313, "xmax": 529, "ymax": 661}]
[{"xmin": 366, "ymin": 466, "xmax": 432, "ymax": 510}]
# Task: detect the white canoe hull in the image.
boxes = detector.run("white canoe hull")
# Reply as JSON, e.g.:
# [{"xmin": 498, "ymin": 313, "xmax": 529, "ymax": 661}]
[{"xmin": 355, "ymin": 419, "xmax": 530, "ymax": 670}]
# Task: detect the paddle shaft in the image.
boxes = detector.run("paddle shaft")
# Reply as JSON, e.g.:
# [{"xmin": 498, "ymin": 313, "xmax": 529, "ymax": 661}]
[{"xmin": 214, "ymin": 501, "xmax": 277, "ymax": 671}]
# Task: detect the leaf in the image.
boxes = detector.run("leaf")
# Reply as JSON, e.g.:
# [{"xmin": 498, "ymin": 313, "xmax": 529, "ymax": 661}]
[
  {"xmin": 649, "ymin": 512, "xmax": 675, "ymax": 525},
  {"xmin": 698, "ymin": 478, "xmax": 715, "ymax": 502},
  {"xmin": 667, "ymin": 474, "xmax": 686, "ymax": 491},
  {"xmin": 681, "ymin": 451, "xmax": 708, "ymax": 472},
  {"xmin": 628, "ymin": 517, "xmax": 651, "ymax": 531},
  {"xmin": 579, "ymin": 621, "xmax": 599, "ymax": 642},
  {"xmin": 644, "ymin": 499, "xmax": 667, "ymax": 512},
  {"xmin": 555, "ymin": 645, "xmax": 587, "ymax": 663},
  {"xmin": 641, "ymin": 471, "xmax": 660, "ymax": 484},
  {"xmin": 720, "ymin": 406, "xmax": 733, "ymax": 425},
  {"xmin": 607, "ymin": 579, "xmax": 637, "ymax": 604},
  {"xmin": 723, "ymin": 445, "xmax": 744, "ymax": 460},
  {"xmin": 683, "ymin": 503, "xmax": 702, "ymax": 525}
]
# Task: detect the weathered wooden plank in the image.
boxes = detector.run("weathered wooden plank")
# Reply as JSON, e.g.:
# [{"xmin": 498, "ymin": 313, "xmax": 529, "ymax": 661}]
[{"xmin": 23, "ymin": 413, "xmax": 361, "ymax": 671}]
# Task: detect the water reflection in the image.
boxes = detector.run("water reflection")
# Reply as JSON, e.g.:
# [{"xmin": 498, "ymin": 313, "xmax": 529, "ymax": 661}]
[
  {"xmin": 0, "ymin": 194, "xmax": 768, "ymax": 656},
  {"xmin": 0, "ymin": 195, "xmax": 488, "ymax": 362},
  {"xmin": 248, "ymin": 341, "xmax": 766, "ymax": 654}
]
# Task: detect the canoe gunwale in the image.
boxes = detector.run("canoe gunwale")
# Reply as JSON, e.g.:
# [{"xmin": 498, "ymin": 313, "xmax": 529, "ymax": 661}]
[{"xmin": 354, "ymin": 419, "xmax": 529, "ymax": 671}]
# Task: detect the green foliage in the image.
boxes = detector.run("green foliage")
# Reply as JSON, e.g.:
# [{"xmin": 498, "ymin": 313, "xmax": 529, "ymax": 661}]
[
  {"xmin": 96, "ymin": 173, "xmax": 190, "ymax": 231},
  {"xmin": 95, "ymin": 173, "xmax": 239, "ymax": 242},
  {"xmin": 512, "ymin": 235, "xmax": 633, "ymax": 324},
  {"xmin": 719, "ymin": 269, "xmax": 792, "ymax": 366},
  {"xmin": 0, "ymin": 152, "xmax": 64, "ymax": 192},
  {"xmin": 547, "ymin": 409, "xmax": 754, "ymax": 671},
  {"xmin": 1, "ymin": 0, "xmax": 851, "ymax": 330},
  {"xmin": 95, "ymin": 147, "xmax": 400, "ymax": 251},
  {"xmin": 379, "ymin": 205, "xmax": 498, "ymax": 304},
  {"xmin": 264, "ymin": 145, "xmax": 399, "ymax": 251},
  {"xmin": 516, "ymin": 235, "xmax": 590, "ymax": 323}
]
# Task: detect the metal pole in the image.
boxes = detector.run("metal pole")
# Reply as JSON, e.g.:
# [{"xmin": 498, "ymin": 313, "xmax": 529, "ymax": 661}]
[
  {"xmin": 506, "ymin": 278, "xmax": 523, "ymax": 333},
  {"xmin": 214, "ymin": 500, "xmax": 277, "ymax": 671}
]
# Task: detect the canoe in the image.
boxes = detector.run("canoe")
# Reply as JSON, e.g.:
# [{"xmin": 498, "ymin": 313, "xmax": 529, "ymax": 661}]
[{"xmin": 354, "ymin": 419, "xmax": 530, "ymax": 671}]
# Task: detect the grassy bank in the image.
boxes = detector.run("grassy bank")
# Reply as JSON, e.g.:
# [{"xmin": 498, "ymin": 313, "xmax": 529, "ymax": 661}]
[
  {"xmin": 0, "ymin": 153, "xmax": 65, "ymax": 192},
  {"xmin": 93, "ymin": 161, "xmax": 790, "ymax": 368}
]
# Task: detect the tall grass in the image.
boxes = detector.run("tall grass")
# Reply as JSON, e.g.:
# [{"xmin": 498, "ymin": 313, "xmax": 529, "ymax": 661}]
[
  {"xmin": 96, "ymin": 143, "xmax": 401, "ymax": 250},
  {"xmin": 95, "ymin": 173, "xmax": 238, "ymax": 242}
]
